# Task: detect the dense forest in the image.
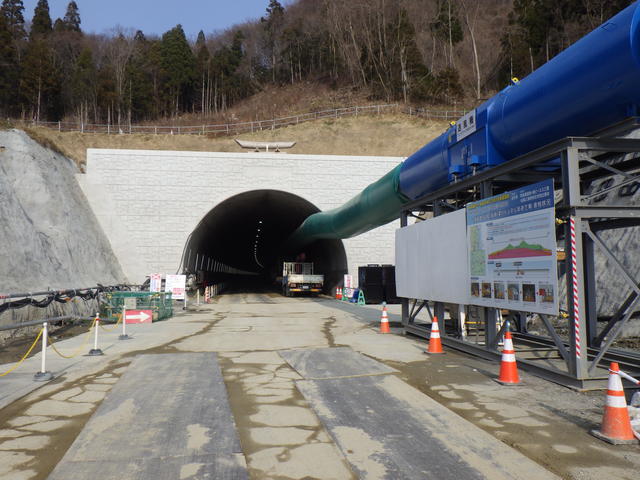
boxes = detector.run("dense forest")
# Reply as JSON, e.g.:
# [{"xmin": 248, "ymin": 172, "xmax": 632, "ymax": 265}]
[{"xmin": 0, "ymin": 0, "xmax": 634, "ymax": 125}]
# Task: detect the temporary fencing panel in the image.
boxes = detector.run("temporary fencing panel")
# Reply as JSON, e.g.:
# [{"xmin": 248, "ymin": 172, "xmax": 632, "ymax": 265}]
[{"xmin": 100, "ymin": 292, "xmax": 173, "ymax": 323}]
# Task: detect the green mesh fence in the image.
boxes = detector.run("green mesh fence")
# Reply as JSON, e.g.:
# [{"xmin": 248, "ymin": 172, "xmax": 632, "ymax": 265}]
[{"xmin": 99, "ymin": 291, "xmax": 173, "ymax": 323}]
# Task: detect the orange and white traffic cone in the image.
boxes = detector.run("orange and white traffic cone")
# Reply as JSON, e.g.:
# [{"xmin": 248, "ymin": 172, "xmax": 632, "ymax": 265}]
[
  {"xmin": 591, "ymin": 362, "xmax": 638, "ymax": 444},
  {"xmin": 496, "ymin": 330, "xmax": 521, "ymax": 385},
  {"xmin": 379, "ymin": 302, "xmax": 390, "ymax": 334},
  {"xmin": 426, "ymin": 317, "xmax": 444, "ymax": 354},
  {"xmin": 335, "ymin": 287, "xmax": 342, "ymax": 300}
]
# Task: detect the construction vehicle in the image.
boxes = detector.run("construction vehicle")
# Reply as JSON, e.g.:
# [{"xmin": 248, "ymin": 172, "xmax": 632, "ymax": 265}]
[{"xmin": 282, "ymin": 262, "xmax": 323, "ymax": 296}]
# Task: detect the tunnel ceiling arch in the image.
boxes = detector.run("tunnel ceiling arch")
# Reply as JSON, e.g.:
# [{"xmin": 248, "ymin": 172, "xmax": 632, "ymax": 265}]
[{"xmin": 185, "ymin": 190, "xmax": 348, "ymax": 288}]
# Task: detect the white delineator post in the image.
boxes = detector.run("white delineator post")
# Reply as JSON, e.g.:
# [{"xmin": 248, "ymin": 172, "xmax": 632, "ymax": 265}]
[
  {"xmin": 41, "ymin": 322, "xmax": 47, "ymax": 371},
  {"xmin": 89, "ymin": 313, "xmax": 104, "ymax": 356},
  {"xmin": 34, "ymin": 321, "xmax": 53, "ymax": 382},
  {"xmin": 119, "ymin": 306, "xmax": 130, "ymax": 340}
]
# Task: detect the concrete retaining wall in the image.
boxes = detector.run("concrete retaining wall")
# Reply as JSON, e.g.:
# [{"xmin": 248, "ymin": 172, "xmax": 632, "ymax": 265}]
[{"xmin": 81, "ymin": 148, "xmax": 404, "ymax": 284}]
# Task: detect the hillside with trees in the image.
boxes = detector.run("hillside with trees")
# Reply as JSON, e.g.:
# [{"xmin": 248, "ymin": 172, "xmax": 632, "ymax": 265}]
[{"xmin": 0, "ymin": 0, "xmax": 634, "ymax": 126}]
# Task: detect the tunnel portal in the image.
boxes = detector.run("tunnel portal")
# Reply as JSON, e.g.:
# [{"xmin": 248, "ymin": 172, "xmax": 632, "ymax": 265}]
[{"xmin": 184, "ymin": 190, "xmax": 347, "ymax": 292}]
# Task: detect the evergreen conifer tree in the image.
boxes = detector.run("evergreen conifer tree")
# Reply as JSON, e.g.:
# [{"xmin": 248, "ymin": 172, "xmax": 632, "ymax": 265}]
[
  {"xmin": 126, "ymin": 31, "xmax": 157, "ymax": 121},
  {"xmin": 30, "ymin": 0, "xmax": 52, "ymax": 37},
  {"xmin": 1, "ymin": 0, "xmax": 26, "ymax": 41},
  {"xmin": 195, "ymin": 30, "xmax": 211, "ymax": 116},
  {"xmin": 261, "ymin": 0, "xmax": 285, "ymax": 82},
  {"xmin": 160, "ymin": 24, "xmax": 196, "ymax": 116},
  {"xmin": 71, "ymin": 47, "xmax": 95, "ymax": 121},
  {"xmin": 0, "ymin": 12, "xmax": 19, "ymax": 115},
  {"xmin": 62, "ymin": 1, "xmax": 80, "ymax": 32},
  {"xmin": 53, "ymin": 18, "xmax": 64, "ymax": 32},
  {"xmin": 20, "ymin": 37, "xmax": 59, "ymax": 120}
]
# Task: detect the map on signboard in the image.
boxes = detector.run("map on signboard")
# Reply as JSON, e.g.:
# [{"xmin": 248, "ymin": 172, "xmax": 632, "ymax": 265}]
[
  {"xmin": 468, "ymin": 225, "xmax": 486, "ymax": 276},
  {"xmin": 466, "ymin": 179, "xmax": 558, "ymax": 315}
]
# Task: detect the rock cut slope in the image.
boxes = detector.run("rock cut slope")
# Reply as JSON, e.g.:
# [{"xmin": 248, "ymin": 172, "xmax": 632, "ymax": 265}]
[{"xmin": 0, "ymin": 129, "xmax": 125, "ymax": 296}]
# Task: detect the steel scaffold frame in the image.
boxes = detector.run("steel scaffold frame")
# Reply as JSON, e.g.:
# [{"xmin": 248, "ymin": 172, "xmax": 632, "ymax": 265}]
[{"xmin": 399, "ymin": 118, "xmax": 640, "ymax": 390}]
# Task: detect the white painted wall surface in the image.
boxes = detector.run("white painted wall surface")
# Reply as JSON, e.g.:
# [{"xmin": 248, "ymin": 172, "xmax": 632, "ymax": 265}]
[{"xmin": 80, "ymin": 149, "xmax": 405, "ymax": 284}]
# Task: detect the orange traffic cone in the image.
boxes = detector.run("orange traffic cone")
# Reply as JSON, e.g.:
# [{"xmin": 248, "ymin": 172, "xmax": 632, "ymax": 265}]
[
  {"xmin": 591, "ymin": 362, "xmax": 638, "ymax": 444},
  {"xmin": 496, "ymin": 330, "xmax": 521, "ymax": 385},
  {"xmin": 335, "ymin": 287, "xmax": 342, "ymax": 300},
  {"xmin": 426, "ymin": 317, "xmax": 444, "ymax": 354},
  {"xmin": 379, "ymin": 303, "xmax": 390, "ymax": 334}
]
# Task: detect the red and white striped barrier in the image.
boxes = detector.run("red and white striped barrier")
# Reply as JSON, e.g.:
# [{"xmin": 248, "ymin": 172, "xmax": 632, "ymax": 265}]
[{"xmin": 569, "ymin": 217, "xmax": 582, "ymax": 359}]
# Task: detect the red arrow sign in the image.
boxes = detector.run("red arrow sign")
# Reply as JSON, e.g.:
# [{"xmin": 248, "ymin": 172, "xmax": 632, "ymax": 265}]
[{"xmin": 124, "ymin": 310, "xmax": 153, "ymax": 324}]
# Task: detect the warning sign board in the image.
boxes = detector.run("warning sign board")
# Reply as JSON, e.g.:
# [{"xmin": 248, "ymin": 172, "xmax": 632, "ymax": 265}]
[
  {"xmin": 149, "ymin": 273, "xmax": 162, "ymax": 293},
  {"xmin": 124, "ymin": 310, "xmax": 152, "ymax": 324},
  {"xmin": 165, "ymin": 274, "xmax": 186, "ymax": 300}
]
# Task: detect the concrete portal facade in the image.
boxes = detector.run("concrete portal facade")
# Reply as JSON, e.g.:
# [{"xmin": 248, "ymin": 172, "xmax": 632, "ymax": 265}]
[{"xmin": 79, "ymin": 149, "xmax": 404, "ymax": 283}]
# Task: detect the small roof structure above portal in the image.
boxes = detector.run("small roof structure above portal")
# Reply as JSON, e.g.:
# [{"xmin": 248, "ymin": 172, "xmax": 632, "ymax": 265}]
[{"xmin": 235, "ymin": 139, "xmax": 296, "ymax": 152}]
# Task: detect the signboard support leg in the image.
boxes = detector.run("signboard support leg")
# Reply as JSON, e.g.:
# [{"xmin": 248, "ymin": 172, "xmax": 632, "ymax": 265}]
[
  {"xmin": 458, "ymin": 304, "xmax": 467, "ymax": 339},
  {"xmin": 484, "ymin": 308, "xmax": 498, "ymax": 350},
  {"xmin": 401, "ymin": 298, "xmax": 409, "ymax": 326},
  {"xmin": 119, "ymin": 306, "xmax": 130, "ymax": 340},
  {"xmin": 434, "ymin": 302, "xmax": 445, "ymax": 326}
]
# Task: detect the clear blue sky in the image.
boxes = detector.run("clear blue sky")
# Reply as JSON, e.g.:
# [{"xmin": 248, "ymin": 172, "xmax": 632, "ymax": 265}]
[{"xmin": 21, "ymin": 0, "xmax": 294, "ymax": 38}]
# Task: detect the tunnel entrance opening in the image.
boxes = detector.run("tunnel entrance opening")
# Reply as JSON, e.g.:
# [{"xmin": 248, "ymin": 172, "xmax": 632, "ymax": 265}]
[{"xmin": 183, "ymin": 190, "xmax": 347, "ymax": 294}]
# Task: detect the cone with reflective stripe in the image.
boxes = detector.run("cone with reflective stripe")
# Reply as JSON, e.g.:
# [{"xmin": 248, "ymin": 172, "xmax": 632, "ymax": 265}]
[
  {"xmin": 496, "ymin": 330, "xmax": 520, "ymax": 385},
  {"xmin": 335, "ymin": 287, "xmax": 342, "ymax": 300},
  {"xmin": 591, "ymin": 362, "xmax": 638, "ymax": 444},
  {"xmin": 379, "ymin": 303, "xmax": 390, "ymax": 334},
  {"xmin": 426, "ymin": 317, "xmax": 444, "ymax": 354}
]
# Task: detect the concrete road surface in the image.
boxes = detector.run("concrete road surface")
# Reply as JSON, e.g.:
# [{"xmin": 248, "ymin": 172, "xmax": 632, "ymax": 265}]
[{"xmin": 0, "ymin": 292, "xmax": 637, "ymax": 479}]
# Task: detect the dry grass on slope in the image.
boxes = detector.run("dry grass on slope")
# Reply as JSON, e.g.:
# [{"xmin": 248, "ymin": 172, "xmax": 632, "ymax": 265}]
[{"xmin": 25, "ymin": 114, "xmax": 450, "ymax": 169}]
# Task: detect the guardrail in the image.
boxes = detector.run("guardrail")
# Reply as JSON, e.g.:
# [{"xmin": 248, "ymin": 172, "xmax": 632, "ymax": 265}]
[
  {"xmin": 1, "ymin": 314, "xmax": 96, "ymax": 380},
  {"xmin": 27, "ymin": 104, "xmax": 467, "ymax": 137},
  {"xmin": 404, "ymin": 106, "xmax": 467, "ymax": 121}
]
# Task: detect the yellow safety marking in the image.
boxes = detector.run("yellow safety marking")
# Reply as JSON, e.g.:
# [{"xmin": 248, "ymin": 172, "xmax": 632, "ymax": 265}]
[
  {"xmin": 0, "ymin": 328, "xmax": 44, "ymax": 377},
  {"xmin": 49, "ymin": 318, "xmax": 97, "ymax": 359}
]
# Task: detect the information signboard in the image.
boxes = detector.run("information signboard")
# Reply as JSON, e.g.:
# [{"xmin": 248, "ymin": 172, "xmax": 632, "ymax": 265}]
[
  {"xmin": 165, "ymin": 274, "xmax": 186, "ymax": 300},
  {"xmin": 149, "ymin": 273, "xmax": 162, "ymax": 293},
  {"xmin": 466, "ymin": 179, "xmax": 558, "ymax": 315}
]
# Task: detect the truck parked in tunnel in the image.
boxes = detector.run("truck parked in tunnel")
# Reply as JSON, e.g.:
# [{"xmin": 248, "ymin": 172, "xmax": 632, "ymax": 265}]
[{"xmin": 282, "ymin": 262, "xmax": 324, "ymax": 296}]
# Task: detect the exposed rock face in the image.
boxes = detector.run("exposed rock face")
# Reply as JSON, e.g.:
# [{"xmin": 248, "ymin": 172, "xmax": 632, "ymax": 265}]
[
  {"xmin": 557, "ymin": 134, "xmax": 640, "ymax": 337},
  {"xmin": 0, "ymin": 129, "xmax": 125, "ymax": 326},
  {"xmin": 591, "ymin": 172, "xmax": 640, "ymax": 321}
]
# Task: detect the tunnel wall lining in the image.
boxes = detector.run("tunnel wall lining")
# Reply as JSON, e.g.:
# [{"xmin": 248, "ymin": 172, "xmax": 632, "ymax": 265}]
[{"xmin": 79, "ymin": 149, "xmax": 404, "ymax": 284}]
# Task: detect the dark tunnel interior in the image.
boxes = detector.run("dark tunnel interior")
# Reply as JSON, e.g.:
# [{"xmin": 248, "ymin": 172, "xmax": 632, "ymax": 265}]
[{"xmin": 184, "ymin": 190, "xmax": 347, "ymax": 293}]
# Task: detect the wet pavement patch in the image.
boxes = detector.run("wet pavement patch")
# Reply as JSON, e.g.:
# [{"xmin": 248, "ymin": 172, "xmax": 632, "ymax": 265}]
[{"xmin": 279, "ymin": 346, "xmax": 397, "ymax": 379}]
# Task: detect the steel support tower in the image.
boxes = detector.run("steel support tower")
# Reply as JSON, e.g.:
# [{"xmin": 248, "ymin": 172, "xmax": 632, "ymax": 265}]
[{"xmin": 400, "ymin": 119, "xmax": 640, "ymax": 390}]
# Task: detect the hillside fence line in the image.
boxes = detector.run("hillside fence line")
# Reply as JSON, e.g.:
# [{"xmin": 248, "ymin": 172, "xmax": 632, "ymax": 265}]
[{"xmin": 29, "ymin": 104, "xmax": 466, "ymax": 136}]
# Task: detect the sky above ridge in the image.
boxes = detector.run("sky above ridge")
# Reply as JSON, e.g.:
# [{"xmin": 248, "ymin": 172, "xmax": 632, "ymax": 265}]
[{"xmin": 21, "ymin": 0, "xmax": 294, "ymax": 38}]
